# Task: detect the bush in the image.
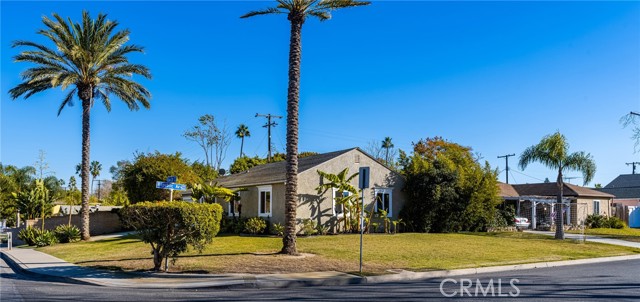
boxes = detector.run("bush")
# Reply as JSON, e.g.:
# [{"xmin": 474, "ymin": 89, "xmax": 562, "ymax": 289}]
[
  {"xmin": 299, "ymin": 219, "xmax": 318, "ymax": 236},
  {"xmin": 606, "ymin": 216, "xmax": 626, "ymax": 229},
  {"xmin": 34, "ymin": 230, "xmax": 57, "ymax": 247},
  {"xmin": 121, "ymin": 201, "xmax": 223, "ymax": 271},
  {"xmin": 585, "ymin": 214, "xmax": 627, "ymax": 229},
  {"xmin": 272, "ymin": 223, "xmax": 285, "ymax": 237},
  {"xmin": 54, "ymin": 225, "xmax": 81, "ymax": 243},
  {"xmin": 585, "ymin": 214, "xmax": 607, "ymax": 228},
  {"xmin": 244, "ymin": 217, "xmax": 267, "ymax": 235},
  {"xmin": 18, "ymin": 226, "xmax": 40, "ymax": 246}
]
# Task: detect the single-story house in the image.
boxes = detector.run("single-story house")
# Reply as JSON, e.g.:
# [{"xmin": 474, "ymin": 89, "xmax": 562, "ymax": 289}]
[
  {"xmin": 499, "ymin": 182, "xmax": 614, "ymax": 229},
  {"xmin": 214, "ymin": 148, "xmax": 405, "ymax": 232}
]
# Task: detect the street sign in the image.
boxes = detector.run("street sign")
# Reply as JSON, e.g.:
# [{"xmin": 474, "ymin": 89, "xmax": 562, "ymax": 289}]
[
  {"xmin": 358, "ymin": 167, "xmax": 370, "ymax": 189},
  {"xmin": 167, "ymin": 176, "xmax": 177, "ymax": 183},
  {"xmin": 169, "ymin": 183, "xmax": 187, "ymax": 191},
  {"xmin": 156, "ymin": 181, "xmax": 171, "ymax": 189}
]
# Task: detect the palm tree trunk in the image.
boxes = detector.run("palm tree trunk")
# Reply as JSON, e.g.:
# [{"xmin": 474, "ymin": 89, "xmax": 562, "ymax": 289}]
[
  {"xmin": 80, "ymin": 93, "xmax": 92, "ymax": 241},
  {"xmin": 281, "ymin": 16, "xmax": 303, "ymax": 255},
  {"xmin": 240, "ymin": 137, "xmax": 244, "ymax": 157},
  {"xmin": 555, "ymin": 169, "xmax": 565, "ymax": 240}
]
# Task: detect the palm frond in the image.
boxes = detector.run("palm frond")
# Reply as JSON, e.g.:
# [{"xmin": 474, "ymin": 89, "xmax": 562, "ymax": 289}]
[
  {"xmin": 241, "ymin": 7, "xmax": 284, "ymax": 18},
  {"xmin": 564, "ymin": 151, "xmax": 596, "ymax": 185},
  {"xmin": 316, "ymin": 0, "xmax": 371, "ymax": 10},
  {"xmin": 308, "ymin": 9, "xmax": 331, "ymax": 21},
  {"xmin": 57, "ymin": 88, "xmax": 77, "ymax": 116}
]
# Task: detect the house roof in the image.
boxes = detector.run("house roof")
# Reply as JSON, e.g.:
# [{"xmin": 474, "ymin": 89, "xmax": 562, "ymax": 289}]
[
  {"xmin": 498, "ymin": 182, "xmax": 519, "ymax": 198},
  {"xmin": 511, "ymin": 182, "xmax": 614, "ymax": 198},
  {"xmin": 604, "ymin": 174, "xmax": 640, "ymax": 188},
  {"xmin": 215, "ymin": 148, "xmax": 357, "ymax": 188},
  {"xmin": 596, "ymin": 174, "xmax": 640, "ymax": 199}
]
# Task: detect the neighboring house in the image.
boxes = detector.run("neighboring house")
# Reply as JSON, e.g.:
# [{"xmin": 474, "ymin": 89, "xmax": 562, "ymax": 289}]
[
  {"xmin": 597, "ymin": 174, "xmax": 640, "ymax": 227},
  {"xmin": 597, "ymin": 174, "xmax": 640, "ymax": 207},
  {"xmin": 498, "ymin": 182, "xmax": 614, "ymax": 229},
  {"xmin": 214, "ymin": 148, "xmax": 405, "ymax": 232}
]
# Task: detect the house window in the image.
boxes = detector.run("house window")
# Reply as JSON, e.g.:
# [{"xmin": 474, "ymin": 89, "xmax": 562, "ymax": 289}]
[
  {"xmin": 374, "ymin": 188, "xmax": 392, "ymax": 217},
  {"xmin": 228, "ymin": 200, "xmax": 240, "ymax": 217},
  {"xmin": 332, "ymin": 189, "xmax": 351, "ymax": 217},
  {"xmin": 258, "ymin": 186, "xmax": 272, "ymax": 217},
  {"xmin": 593, "ymin": 200, "xmax": 600, "ymax": 215}
]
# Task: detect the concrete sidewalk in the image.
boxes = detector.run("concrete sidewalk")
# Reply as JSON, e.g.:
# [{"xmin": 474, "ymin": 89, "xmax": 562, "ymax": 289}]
[
  {"xmin": 525, "ymin": 230, "xmax": 640, "ymax": 248},
  {"xmin": 3, "ymin": 232, "xmax": 640, "ymax": 289}
]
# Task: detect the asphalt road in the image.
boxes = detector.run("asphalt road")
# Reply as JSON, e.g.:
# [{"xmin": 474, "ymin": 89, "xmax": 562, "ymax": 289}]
[{"xmin": 1, "ymin": 257, "xmax": 639, "ymax": 301}]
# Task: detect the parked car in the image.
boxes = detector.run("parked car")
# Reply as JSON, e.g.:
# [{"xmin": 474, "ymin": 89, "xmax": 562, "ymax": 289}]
[{"xmin": 514, "ymin": 217, "xmax": 530, "ymax": 229}]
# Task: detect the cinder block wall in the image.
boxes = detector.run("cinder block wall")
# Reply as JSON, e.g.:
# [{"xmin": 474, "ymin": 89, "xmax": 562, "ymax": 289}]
[{"xmin": 8, "ymin": 211, "xmax": 123, "ymax": 245}]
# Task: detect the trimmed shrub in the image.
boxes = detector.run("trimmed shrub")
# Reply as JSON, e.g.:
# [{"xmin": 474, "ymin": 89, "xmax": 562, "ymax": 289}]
[
  {"xmin": 18, "ymin": 226, "xmax": 40, "ymax": 246},
  {"xmin": 244, "ymin": 217, "xmax": 267, "ymax": 235},
  {"xmin": 121, "ymin": 201, "xmax": 223, "ymax": 271},
  {"xmin": 54, "ymin": 225, "xmax": 81, "ymax": 243}
]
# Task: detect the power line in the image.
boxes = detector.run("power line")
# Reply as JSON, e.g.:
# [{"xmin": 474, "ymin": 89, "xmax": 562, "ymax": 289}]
[{"xmin": 510, "ymin": 169, "xmax": 545, "ymax": 182}]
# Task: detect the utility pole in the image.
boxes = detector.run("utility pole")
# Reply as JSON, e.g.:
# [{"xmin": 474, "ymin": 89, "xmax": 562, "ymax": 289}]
[
  {"xmin": 95, "ymin": 180, "xmax": 105, "ymax": 201},
  {"xmin": 626, "ymin": 162, "xmax": 640, "ymax": 174},
  {"xmin": 255, "ymin": 113, "xmax": 282, "ymax": 162},
  {"xmin": 497, "ymin": 153, "xmax": 515, "ymax": 184}
]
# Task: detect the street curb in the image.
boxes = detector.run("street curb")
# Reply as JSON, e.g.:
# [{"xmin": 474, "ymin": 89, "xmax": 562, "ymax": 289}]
[
  {"xmin": 0, "ymin": 251, "xmax": 98, "ymax": 286},
  {"xmin": 3, "ymin": 249, "xmax": 640, "ymax": 288},
  {"xmin": 364, "ymin": 254, "xmax": 640, "ymax": 283}
]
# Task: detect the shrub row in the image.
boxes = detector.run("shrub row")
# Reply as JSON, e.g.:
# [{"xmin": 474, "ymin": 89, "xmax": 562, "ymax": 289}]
[
  {"xmin": 585, "ymin": 214, "xmax": 626, "ymax": 229},
  {"xmin": 18, "ymin": 224, "xmax": 81, "ymax": 247}
]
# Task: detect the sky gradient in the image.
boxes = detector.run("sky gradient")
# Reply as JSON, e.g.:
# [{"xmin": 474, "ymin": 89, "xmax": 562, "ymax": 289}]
[{"xmin": 1, "ymin": 1, "xmax": 639, "ymax": 188}]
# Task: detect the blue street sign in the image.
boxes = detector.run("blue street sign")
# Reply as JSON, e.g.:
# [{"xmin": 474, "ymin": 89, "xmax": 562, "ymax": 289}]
[
  {"xmin": 156, "ymin": 181, "xmax": 171, "ymax": 189},
  {"xmin": 167, "ymin": 176, "xmax": 177, "ymax": 183},
  {"xmin": 169, "ymin": 183, "xmax": 187, "ymax": 191}
]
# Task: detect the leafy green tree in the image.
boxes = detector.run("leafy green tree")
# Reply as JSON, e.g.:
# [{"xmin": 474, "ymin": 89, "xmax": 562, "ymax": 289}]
[
  {"xmin": 235, "ymin": 124, "xmax": 251, "ymax": 157},
  {"xmin": 121, "ymin": 201, "xmax": 223, "ymax": 271},
  {"xmin": 242, "ymin": 0, "xmax": 370, "ymax": 255},
  {"xmin": 399, "ymin": 137, "xmax": 502, "ymax": 232},
  {"xmin": 9, "ymin": 11, "xmax": 151, "ymax": 240},
  {"xmin": 121, "ymin": 152, "xmax": 199, "ymax": 203},
  {"xmin": 191, "ymin": 161, "xmax": 218, "ymax": 182},
  {"xmin": 230, "ymin": 156, "xmax": 266, "ymax": 174},
  {"xmin": 519, "ymin": 132, "xmax": 596, "ymax": 240}
]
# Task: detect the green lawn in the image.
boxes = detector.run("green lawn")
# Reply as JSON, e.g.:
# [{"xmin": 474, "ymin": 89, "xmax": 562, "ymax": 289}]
[
  {"xmin": 38, "ymin": 232, "xmax": 640, "ymax": 274},
  {"xmin": 568, "ymin": 228, "xmax": 640, "ymax": 243}
]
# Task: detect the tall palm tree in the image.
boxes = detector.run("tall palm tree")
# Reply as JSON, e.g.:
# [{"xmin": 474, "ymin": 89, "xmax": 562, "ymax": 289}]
[
  {"xmin": 235, "ymin": 124, "xmax": 250, "ymax": 157},
  {"xmin": 9, "ymin": 11, "xmax": 151, "ymax": 240},
  {"xmin": 242, "ymin": 0, "xmax": 370, "ymax": 255},
  {"xmin": 519, "ymin": 132, "xmax": 595, "ymax": 240},
  {"xmin": 382, "ymin": 137, "xmax": 394, "ymax": 166},
  {"xmin": 90, "ymin": 161, "xmax": 102, "ymax": 196}
]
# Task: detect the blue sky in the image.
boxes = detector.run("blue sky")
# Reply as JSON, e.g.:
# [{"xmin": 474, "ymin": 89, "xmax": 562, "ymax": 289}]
[{"xmin": 1, "ymin": 1, "xmax": 639, "ymax": 187}]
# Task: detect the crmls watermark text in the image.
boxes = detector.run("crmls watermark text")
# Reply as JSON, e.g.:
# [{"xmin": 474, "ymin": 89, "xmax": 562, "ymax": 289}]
[{"xmin": 439, "ymin": 278, "xmax": 520, "ymax": 297}]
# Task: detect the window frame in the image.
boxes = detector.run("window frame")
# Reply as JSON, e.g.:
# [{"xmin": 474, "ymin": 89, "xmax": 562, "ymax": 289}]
[
  {"xmin": 332, "ymin": 188, "xmax": 352, "ymax": 217},
  {"xmin": 374, "ymin": 187, "xmax": 393, "ymax": 217},
  {"xmin": 593, "ymin": 200, "xmax": 600, "ymax": 215},
  {"xmin": 258, "ymin": 185, "xmax": 272, "ymax": 217}
]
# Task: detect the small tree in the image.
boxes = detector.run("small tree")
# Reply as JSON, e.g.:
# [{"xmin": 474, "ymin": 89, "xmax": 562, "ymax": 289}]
[{"xmin": 121, "ymin": 201, "xmax": 223, "ymax": 271}]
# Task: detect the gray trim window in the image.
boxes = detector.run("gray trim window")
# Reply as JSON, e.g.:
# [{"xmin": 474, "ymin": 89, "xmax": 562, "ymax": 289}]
[
  {"xmin": 593, "ymin": 200, "xmax": 600, "ymax": 215},
  {"xmin": 332, "ymin": 188, "xmax": 351, "ymax": 217}
]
